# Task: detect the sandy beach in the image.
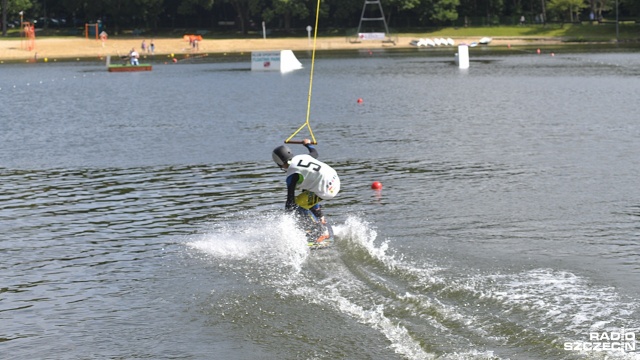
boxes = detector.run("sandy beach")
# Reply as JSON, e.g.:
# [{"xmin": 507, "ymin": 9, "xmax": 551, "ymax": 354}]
[{"xmin": 0, "ymin": 35, "xmax": 562, "ymax": 62}]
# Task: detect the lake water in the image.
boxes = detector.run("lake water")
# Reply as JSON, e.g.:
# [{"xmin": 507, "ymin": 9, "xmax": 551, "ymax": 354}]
[{"xmin": 1, "ymin": 45, "xmax": 640, "ymax": 360}]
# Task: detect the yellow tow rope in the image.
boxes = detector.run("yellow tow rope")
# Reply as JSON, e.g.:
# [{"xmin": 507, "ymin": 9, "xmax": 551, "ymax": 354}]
[{"xmin": 285, "ymin": 0, "xmax": 322, "ymax": 145}]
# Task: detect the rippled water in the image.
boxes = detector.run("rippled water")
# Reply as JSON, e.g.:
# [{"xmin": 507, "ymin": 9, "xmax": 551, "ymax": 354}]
[{"xmin": 1, "ymin": 47, "xmax": 640, "ymax": 359}]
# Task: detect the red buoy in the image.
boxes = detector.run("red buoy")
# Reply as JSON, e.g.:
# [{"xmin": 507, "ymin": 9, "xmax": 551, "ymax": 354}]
[
  {"xmin": 371, "ymin": 181, "xmax": 382, "ymax": 190},
  {"xmin": 357, "ymin": 98, "xmax": 363, "ymax": 104}
]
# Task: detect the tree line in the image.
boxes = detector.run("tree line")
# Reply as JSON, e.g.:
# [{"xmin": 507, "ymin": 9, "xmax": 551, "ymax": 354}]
[{"xmin": 2, "ymin": 0, "xmax": 638, "ymax": 37}]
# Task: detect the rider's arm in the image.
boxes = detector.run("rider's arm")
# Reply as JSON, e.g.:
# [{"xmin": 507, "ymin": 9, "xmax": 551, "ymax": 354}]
[
  {"xmin": 284, "ymin": 139, "xmax": 316, "ymax": 211},
  {"xmin": 285, "ymin": 173, "xmax": 299, "ymax": 211},
  {"xmin": 303, "ymin": 139, "xmax": 318, "ymax": 159}
]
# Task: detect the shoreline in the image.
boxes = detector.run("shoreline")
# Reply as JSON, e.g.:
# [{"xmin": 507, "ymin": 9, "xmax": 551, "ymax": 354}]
[{"xmin": 0, "ymin": 36, "xmax": 571, "ymax": 62}]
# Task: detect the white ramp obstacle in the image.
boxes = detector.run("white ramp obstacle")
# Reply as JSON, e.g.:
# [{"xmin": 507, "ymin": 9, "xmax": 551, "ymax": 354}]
[
  {"xmin": 455, "ymin": 44, "xmax": 469, "ymax": 69},
  {"xmin": 251, "ymin": 50, "xmax": 302, "ymax": 72}
]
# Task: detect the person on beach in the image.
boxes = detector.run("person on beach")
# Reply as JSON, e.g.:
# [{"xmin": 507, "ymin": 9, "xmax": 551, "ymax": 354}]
[{"xmin": 272, "ymin": 139, "xmax": 340, "ymax": 223}]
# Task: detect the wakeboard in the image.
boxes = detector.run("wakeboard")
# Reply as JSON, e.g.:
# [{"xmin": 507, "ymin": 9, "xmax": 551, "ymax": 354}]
[{"xmin": 295, "ymin": 207, "xmax": 334, "ymax": 249}]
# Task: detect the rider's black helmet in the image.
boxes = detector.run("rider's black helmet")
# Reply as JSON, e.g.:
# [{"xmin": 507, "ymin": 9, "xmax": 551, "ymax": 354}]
[{"xmin": 272, "ymin": 145, "xmax": 293, "ymax": 169}]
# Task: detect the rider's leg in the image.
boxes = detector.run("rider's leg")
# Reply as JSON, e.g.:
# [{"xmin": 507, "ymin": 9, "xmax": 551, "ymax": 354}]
[{"xmin": 310, "ymin": 204, "xmax": 325, "ymax": 224}]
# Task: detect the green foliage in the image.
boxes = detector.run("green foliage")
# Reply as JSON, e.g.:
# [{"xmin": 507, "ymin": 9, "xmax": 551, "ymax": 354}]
[
  {"xmin": 1, "ymin": 0, "xmax": 638, "ymax": 37},
  {"xmin": 323, "ymin": 0, "xmax": 360, "ymax": 25},
  {"xmin": 418, "ymin": 22, "xmax": 636, "ymax": 40},
  {"xmin": 1, "ymin": 0, "xmax": 33, "ymax": 17},
  {"xmin": 547, "ymin": 0, "xmax": 588, "ymax": 21},
  {"xmin": 262, "ymin": 0, "xmax": 309, "ymax": 26},
  {"xmin": 388, "ymin": 0, "xmax": 422, "ymax": 12},
  {"xmin": 432, "ymin": 0, "xmax": 460, "ymax": 23},
  {"xmin": 1, "ymin": 0, "xmax": 33, "ymax": 36},
  {"xmin": 177, "ymin": 0, "xmax": 214, "ymax": 15}
]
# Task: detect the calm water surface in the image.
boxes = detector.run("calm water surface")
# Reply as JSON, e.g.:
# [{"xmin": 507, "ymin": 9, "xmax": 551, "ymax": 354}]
[{"xmin": 1, "ymin": 46, "xmax": 640, "ymax": 359}]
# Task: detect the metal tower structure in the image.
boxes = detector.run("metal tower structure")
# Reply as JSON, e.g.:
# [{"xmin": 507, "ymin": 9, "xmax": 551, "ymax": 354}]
[{"xmin": 356, "ymin": 0, "xmax": 390, "ymax": 37}]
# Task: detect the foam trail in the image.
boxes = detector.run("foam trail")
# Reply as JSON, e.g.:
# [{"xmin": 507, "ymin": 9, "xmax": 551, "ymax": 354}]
[
  {"xmin": 186, "ymin": 211, "xmax": 309, "ymax": 273},
  {"xmin": 334, "ymin": 215, "xmax": 396, "ymax": 265},
  {"xmin": 298, "ymin": 216, "xmax": 438, "ymax": 359},
  {"xmin": 488, "ymin": 269, "xmax": 639, "ymax": 335},
  {"xmin": 189, "ymin": 214, "xmax": 504, "ymax": 359},
  {"xmin": 332, "ymin": 294, "xmax": 435, "ymax": 360}
]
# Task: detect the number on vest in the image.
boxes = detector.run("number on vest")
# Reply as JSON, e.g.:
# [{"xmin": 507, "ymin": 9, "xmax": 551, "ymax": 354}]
[{"xmin": 296, "ymin": 159, "xmax": 322, "ymax": 171}]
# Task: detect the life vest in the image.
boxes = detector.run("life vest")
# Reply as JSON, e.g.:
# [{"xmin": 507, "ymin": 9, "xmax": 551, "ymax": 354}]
[{"xmin": 286, "ymin": 154, "xmax": 340, "ymax": 199}]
